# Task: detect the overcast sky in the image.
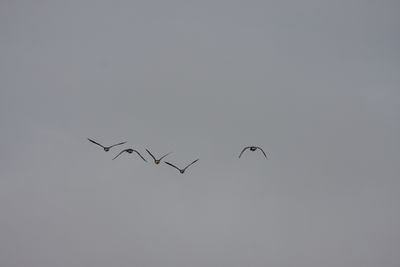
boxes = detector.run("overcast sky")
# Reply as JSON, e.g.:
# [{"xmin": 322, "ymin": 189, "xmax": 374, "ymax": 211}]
[{"xmin": 1, "ymin": 1, "xmax": 399, "ymax": 266}]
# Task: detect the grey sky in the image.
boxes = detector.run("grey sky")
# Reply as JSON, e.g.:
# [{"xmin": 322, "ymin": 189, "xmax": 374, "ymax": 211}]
[{"xmin": 1, "ymin": 0, "xmax": 399, "ymax": 266}]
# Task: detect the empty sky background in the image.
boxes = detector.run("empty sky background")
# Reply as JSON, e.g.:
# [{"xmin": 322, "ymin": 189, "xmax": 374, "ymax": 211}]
[{"xmin": 1, "ymin": 0, "xmax": 399, "ymax": 266}]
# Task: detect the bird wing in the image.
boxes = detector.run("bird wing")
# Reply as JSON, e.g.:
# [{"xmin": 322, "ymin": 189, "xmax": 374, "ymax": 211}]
[
  {"xmin": 164, "ymin": 161, "xmax": 181, "ymax": 172},
  {"xmin": 112, "ymin": 149, "xmax": 127, "ymax": 160},
  {"xmin": 145, "ymin": 149, "xmax": 156, "ymax": 161},
  {"xmin": 256, "ymin": 147, "xmax": 268, "ymax": 159},
  {"xmin": 133, "ymin": 150, "xmax": 147, "ymax": 162},
  {"xmin": 88, "ymin": 138, "xmax": 105, "ymax": 148},
  {"xmin": 184, "ymin": 159, "xmax": 199, "ymax": 170},
  {"xmin": 158, "ymin": 152, "xmax": 172, "ymax": 161},
  {"xmin": 109, "ymin": 141, "xmax": 127, "ymax": 148},
  {"xmin": 239, "ymin": 147, "xmax": 250, "ymax": 158}
]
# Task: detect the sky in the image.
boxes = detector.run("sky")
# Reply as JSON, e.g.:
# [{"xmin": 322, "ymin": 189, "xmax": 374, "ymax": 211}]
[{"xmin": 0, "ymin": 0, "xmax": 399, "ymax": 266}]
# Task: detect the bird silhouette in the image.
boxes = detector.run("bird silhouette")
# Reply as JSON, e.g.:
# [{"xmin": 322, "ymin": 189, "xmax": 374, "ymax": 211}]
[
  {"xmin": 146, "ymin": 149, "xmax": 172, "ymax": 164},
  {"xmin": 88, "ymin": 138, "xmax": 126, "ymax": 152},
  {"xmin": 239, "ymin": 146, "xmax": 267, "ymax": 159},
  {"xmin": 164, "ymin": 159, "xmax": 199, "ymax": 174},
  {"xmin": 113, "ymin": 148, "xmax": 147, "ymax": 161}
]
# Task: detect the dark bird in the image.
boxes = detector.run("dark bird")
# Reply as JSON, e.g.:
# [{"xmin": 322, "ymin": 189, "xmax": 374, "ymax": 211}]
[
  {"xmin": 113, "ymin": 148, "xmax": 147, "ymax": 161},
  {"xmin": 239, "ymin": 146, "xmax": 267, "ymax": 159},
  {"xmin": 164, "ymin": 159, "xmax": 199, "ymax": 174},
  {"xmin": 88, "ymin": 138, "xmax": 126, "ymax": 152},
  {"xmin": 146, "ymin": 149, "xmax": 172, "ymax": 164}
]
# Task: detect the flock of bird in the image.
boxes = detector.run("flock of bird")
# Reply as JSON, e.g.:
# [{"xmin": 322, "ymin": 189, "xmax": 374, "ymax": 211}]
[{"xmin": 88, "ymin": 138, "xmax": 267, "ymax": 174}]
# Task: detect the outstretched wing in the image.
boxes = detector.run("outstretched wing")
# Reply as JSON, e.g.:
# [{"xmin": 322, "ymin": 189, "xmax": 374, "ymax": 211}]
[
  {"xmin": 238, "ymin": 147, "xmax": 250, "ymax": 158},
  {"xmin": 145, "ymin": 149, "xmax": 156, "ymax": 161},
  {"xmin": 184, "ymin": 159, "xmax": 199, "ymax": 171},
  {"xmin": 109, "ymin": 141, "xmax": 127, "ymax": 148},
  {"xmin": 158, "ymin": 152, "xmax": 172, "ymax": 161},
  {"xmin": 164, "ymin": 161, "xmax": 181, "ymax": 172},
  {"xmin": 112, "ymin": 149, "xmax": 127, "ymax": 160},
  {"xmin": 133, "ymin": 150, "xmax": 147, "ymax": 162},
  {"xmin": 256, "ymin": 147, "xmax": 268, "ymax": 159},
  {"xmin": 88, "ymin": 138, "xmax": 105, "ymax": 148}
]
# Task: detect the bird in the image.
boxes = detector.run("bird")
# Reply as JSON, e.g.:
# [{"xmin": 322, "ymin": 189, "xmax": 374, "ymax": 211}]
[
  {"xmin": 88, "ymin": 138, "xmax": 126, "ymax": 152},
  {"xmin": 146, "ymin": 149, "xmax": 172, "ymax": 164},
  {"xmin": 239, "ymin": 146, "xmax": 267, "ymax": 159},
  {"xmin": 164, "ymin": 159, "xmax": 199, "ymax": 174},
  {"xmin": 113, "ymin": 148, "xmax": 147, "ymax": 161}
]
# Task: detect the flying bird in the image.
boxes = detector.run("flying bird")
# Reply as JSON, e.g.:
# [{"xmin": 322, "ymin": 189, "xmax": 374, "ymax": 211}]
[
  {"xmin": 88, "ymin": 138, "xmax": 126, "ymax": 152},
  {"xmin": 239, "ymin": 146, "xmax": 267, "ymax": 159},
  {"xmin": 164, "ymin": 159, "xmax": 199, "ymax": 174},
  {"xmin": 146, "ymin": 149, "xmax": 172, "ymax": 164},
  {"xmin": 113, "ymin": 148, "xmax": 147, "ymax": 161}
]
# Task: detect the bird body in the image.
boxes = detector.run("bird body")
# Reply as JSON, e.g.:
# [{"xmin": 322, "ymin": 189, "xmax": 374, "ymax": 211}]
[
  {"xmin": 88, "ymin": 138, "xmax": 126, "ymax": 152},
  {"xmin": 146, "ymin": 149, "xmax": 172, "ymax": 164},
  {"xmin": 239, "ymin": 146, "xmax": 267, "ymax": 159},
  {"xmin": 113, "ymin": 148, "xmax": 147, "ymax": 161},
  {"xmin": 164, "ymin": 159, "xmax": 199, "ymax": 174}
]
